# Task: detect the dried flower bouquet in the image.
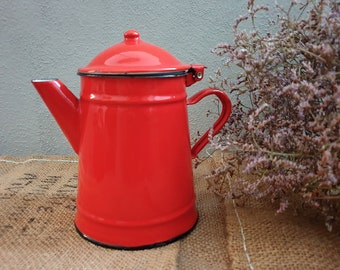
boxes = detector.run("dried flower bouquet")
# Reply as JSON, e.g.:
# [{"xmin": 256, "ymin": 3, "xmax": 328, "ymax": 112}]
[{"xmin": 207, "ymin": 0, "xmax": 339, "ymax": 231}]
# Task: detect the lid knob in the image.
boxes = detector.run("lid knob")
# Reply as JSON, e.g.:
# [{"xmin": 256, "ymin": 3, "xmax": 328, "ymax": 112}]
[{"xmin": 124, "ymin": 29, "xmax": 140, "ymax": 43}]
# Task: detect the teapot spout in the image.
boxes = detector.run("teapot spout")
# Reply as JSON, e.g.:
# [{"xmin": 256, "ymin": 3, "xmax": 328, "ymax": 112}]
[{"xmin": 32, "ymin": 79, "xmax": 80, "ymax": 154}]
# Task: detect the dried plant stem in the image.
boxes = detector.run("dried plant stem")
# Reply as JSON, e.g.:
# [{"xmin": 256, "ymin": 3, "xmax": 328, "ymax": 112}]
[
  {"xmin": 297, "ymin": 46, "xmax": 327, "ymax": 63},
  {"xmin": 315, "ymin": 196, "xmax": 340, "ymax": 200}
]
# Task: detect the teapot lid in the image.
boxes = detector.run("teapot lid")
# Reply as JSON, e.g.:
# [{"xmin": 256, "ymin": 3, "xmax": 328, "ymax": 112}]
[{"xmin": 78, "ymin": 29, "xmax": 191, "ymax": 77}]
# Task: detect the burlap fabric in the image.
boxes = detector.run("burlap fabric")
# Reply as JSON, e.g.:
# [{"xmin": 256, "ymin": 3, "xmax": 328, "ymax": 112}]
[{"xmin": 0, "ymin": 155, "xmax": 339, "ymax": 269}]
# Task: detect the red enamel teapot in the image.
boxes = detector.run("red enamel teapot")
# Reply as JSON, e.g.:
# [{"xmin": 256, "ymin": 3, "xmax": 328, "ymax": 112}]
[{"xmin": 32, "ymin": 30, "xmax": 232, "ymax": 249}]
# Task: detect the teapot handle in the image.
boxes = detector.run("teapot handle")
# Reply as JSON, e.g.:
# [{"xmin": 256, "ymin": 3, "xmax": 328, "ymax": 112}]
[{"xmin": 187, "ymin": 88, "xmax": 232, "ymax": 159}]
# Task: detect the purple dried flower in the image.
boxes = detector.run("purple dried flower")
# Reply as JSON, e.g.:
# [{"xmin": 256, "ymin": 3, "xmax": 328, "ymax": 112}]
[{"xmin": 207, "ymin": 0, "xmax": 340, "ymax": 231}]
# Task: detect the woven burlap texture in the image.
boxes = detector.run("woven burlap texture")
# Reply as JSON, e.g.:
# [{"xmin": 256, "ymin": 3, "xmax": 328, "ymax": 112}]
[{"xmin": 1, "ymin": 155, "xmax": 339, "ymax": 269}]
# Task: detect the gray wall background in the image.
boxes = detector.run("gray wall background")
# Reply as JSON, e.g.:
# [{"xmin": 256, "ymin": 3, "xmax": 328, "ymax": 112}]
[{"xmin": 1, "ymin": 0, "xmax": 272, "ymax": 156}]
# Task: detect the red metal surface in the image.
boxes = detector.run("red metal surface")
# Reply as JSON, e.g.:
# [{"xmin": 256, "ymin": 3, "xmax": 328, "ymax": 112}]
[
  {"xmin": 32, "ymin": 30, "xmax": 232, "ymax": 249},
  {"xmin": 188, "ymin": 88, "xmax": 232, "ymax": 158},
  {"xmin": 32, "ymin": 79, "xmax": 80, "ymax": 153},
  {"xmin": 78, "ymin": 29, "xmax": 191, "ymax": 75}
]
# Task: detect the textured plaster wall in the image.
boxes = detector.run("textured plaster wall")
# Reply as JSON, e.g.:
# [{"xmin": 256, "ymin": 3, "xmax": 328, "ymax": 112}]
[{"xmin": 1, "ymin": 0, "xmax": 270, "ymax": 156}]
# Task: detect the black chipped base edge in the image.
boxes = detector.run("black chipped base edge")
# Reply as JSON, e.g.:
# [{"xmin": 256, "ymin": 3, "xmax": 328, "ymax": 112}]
[{"xmin": 74, "ymin": 216, "xmax": 198, "ymax": 250}]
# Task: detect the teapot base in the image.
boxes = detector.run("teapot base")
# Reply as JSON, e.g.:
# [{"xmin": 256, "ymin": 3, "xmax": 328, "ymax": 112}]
[
  {"xmin": 74, "ymin": 217, "xmax": 198, "ymax": 250},
  {"xmin": 74, "ymin": 203, "xmax": 199, "ymax": 250}
]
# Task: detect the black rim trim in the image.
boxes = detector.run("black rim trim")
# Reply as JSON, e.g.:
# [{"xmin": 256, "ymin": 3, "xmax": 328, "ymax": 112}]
[
  {"xmin": 74, "ymin": 216, "xmax": 198, "ymax": 250},
  {"xmin": 77, "ymin": 70, "xmax": 188, "ymax": 78}
]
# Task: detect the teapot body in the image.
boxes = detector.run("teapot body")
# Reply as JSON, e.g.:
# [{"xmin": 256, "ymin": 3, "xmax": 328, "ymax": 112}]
[{"xmin": 75, "ymin": 75, "xmax": 197, "ymax": 248}]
